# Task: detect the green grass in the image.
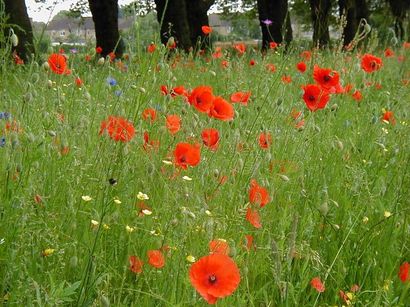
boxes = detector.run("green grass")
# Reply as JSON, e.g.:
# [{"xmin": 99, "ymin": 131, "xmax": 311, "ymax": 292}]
[{"xmin": 0, "ymin": 43, "xmax": 409, "ymax": 306}]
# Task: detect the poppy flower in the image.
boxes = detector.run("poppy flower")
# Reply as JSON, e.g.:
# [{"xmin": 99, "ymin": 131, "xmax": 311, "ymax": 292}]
[
  {"xmin": 384, "ymin": 48, "xmax": 394, "ymax": 58},
  {"xmin": 212, "ymin": 48, "xmax": 223, "ymax": 59},
  {"xmin": 398, "ymin": 261, "xmax": 409, "ymax": 283},
  {"xmin": 266, "ymin": 63, "xmax": 276, "ymax": 72},
  {"xmin": 96, "ymin": 46, "xmax": 102, "ymax": 54},
  {"xmin": 221, "ymin": 60, "xmax": 229, "ymax": 68},
  {"xmin": 147, "ymin": 43, "xmax": 156, "ymax": 53},
  {"xmin": 171, "ymin": 85, "xmax": 187, "ymax": 97},
  {"xmin": 352, "ymin": 90, "xmax": 362, "ymax": 101},
  {"xmin": 249, "ymin": 59, "xmax": 256, "ymax": 66},
  {"xmin": 209, "ymin": 97, "xmax": 234, "ymax": 121},
  {"xmin": 48, "ymin": 53, "xmax": 70, "ymax": 75},
  {"xmin": 230, "ymin": 91, "xmax": 251, "ymax": 105},
  {"xmin": 189, "ymin": 253, "xmax": 240, "ymax": 304},
  {"xmin": 209, "ymin": 239, "xmax": 230, "ymax": 255},
  {"xmin": 142, "ymin": 108, "xmax": 157, "ymax": 123},
  {"xmin": 258, "ymin": 132, "xmax": 272, "ymax": 149},
  {"xmin": 302, "ymin": 84, "xmax": 330, "ymax": 111},
  {"xmin": 143, "ymin": 131, "xmax": 160, "ymax": 152},
  {"xmin": 75, "ymin": 77, "xmax": 83, "ymax": 87},
  {"xmin": 296, "ymin": 61, "xmax": 307, "ymax": 73},
  {"xmin": 147, "ymin": 250, "xmax": 165, "ymax": 269},
  {"xmin": 313, "ymin": 65, "xmax": 340, "ymax": 90},
  {"xmin": 233, "ymin": 43, "xmax": 246, "ymax": 55},
  {"xmin": 281, "ymin": 75, "xmax": 292, "ymax": 84},
  {"xmin": 269, "ymin": 41, "xmax": 278, "ymax": 49},
  {"xmin": 202, "ymin": 25, "xmax": 213, "ymax": 35},
  {"xmin": 243, "ymin": 235, "xmax": 254, "ymax": 251},
  {"xmin": 174, "ymin": 142, "xmax": 201, "ymax": 169},
  {"xmin": 201, "ymin": 128, "xmax": 220, "ymax": 150},
  {"xmin": 310, "ymin": 277, "xmax": 325, "ymax": 292},
  {"xmin": 188, "ymin": 86, "xmax": 214, "ymax": 114},
  {"xmin": 249, "ymin": 179, "xmax": 270, "ymax": 207},
  {"xmin": 166, "ymin": 115, "xmax": 181, "ymax": 135},
  {"xmin": 246, "ymin": 207, "xmax": 262, "ymax": 228},
  {"xmin": 99, "ymin": 116, "xmax": 135, "ymax": 142},
  {"xmin": 361, "ymin": 54, "xmax": 383, "ymax": 73},
  {"xmin": 300, "ymin": 50, "xmax": 311, "ymax": 61},
  {"xmin": 129, "ymin": 255, "xmax": 143, "ymax": 274},
  {"xmin": 381, "ymin": 110, "xmax": 396, "ymax": 125}
]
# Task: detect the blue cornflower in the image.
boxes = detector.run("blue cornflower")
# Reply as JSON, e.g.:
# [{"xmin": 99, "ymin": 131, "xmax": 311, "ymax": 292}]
[
  {"xmin": 0, "ymin": 137, "xmax": 5, "ymax": 147},
  {"xmin": 106, "ymin": 77, "xmax": 117, "ymax": 86},
  {"xmin": 115, "ymin": 90, "xmax": 123, "ymax": 97},
  {"xmin": 0, "ymin": 112, "xmax": 10, "ymax": 120}
]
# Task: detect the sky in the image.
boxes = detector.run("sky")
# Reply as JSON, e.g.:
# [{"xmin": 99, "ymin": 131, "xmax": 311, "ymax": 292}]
[{"xmin": 26, "ymin": 0, "xmax": 136, "ymax": 23}]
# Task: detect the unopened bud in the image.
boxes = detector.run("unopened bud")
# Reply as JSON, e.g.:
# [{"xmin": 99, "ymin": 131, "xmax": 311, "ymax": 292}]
[
  {"xmin": 97, "ymin": 57, "xmax": 105, "ymax": 65},
  {"xmin": 11, "ymin": 33, "xmax": 18, "ymax": 47}
]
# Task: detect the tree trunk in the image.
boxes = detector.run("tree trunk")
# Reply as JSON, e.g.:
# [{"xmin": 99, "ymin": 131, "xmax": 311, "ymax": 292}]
[
  {"xmin": 186, "ymin": 0, "xmax": 215, "ymax": 51},
  {"xmin": 154, "ymin": 0, "xmax": 192, "ymax": 51},
  {"xmin": 388, "ymin": 0, "xmax": 409, "ymax": 41},
  {"xmin": 284, "ymin": 10, "xmax": 293, "ymax": 45},
  {"xmin": 309, "ymin": 0, "xmax": 331, "ymax": 48},
  {"xmin": 4, "ymin": 0, "xmax": 34, "ymax": 62},
  {"xmin": 88, "ymin": 0, "xmax": 123, "ymax": 58},
  {"xmin": 339, "ymin": 0, "xmax": 357, "ymax": 47},
  {"xmin": 257, "ymin": 0, "xmax": 290, "ymax": 51}
]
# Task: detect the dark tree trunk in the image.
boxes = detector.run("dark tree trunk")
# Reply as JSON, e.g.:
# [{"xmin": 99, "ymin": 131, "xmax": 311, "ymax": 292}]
[
  {"xmin": 154, "ymin": 0, "xmax": 214, "ymax": 52},
  {"xmin": 309, "ymin": 0, "xmax": 331, "ymax": 48},
  {"xmin": 388, "ymin": 0, "xmax": 409, "ymax": 41},
  {"xmin": 154, "ymin": 0, "xmax": 192, "ymax": 51},
  {"xmin": 186, "ymin": 0, "xmax": 215, "ymax": 51},
  {"xmin": 339, "ymin": 0, "xmax": 357, "ymax": 47},
  {"xmin": 257, "ymin": 0, "xmax": 290, "ymax": 51},
  {"xmin": 4, "ymin": 0, "xmax": 34, "ymax": 62},
  {"xmin": 284, "ymin": 10, "xmax": 293, "ymax": 45},
  {"xmin": 88, "ymin": 0, "xmax": 123, "ymax": 58}
]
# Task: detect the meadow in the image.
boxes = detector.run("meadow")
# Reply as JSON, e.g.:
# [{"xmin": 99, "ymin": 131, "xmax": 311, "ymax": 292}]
[{"xmin": 0, "ymin": 40, "xmax": 409, "ymax": 306}]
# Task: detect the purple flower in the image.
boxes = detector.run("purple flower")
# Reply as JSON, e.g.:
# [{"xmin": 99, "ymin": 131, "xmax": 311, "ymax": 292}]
[{"xmin": 262, "ymin": 19, "xmax": 272, "ymax": 26}]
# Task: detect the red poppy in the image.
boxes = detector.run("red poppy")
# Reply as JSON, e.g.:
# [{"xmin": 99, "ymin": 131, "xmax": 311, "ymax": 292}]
[
  {"xmin": 129, "ymin": 255, "xmax": 143, "ymax": 274},
  {"xmin": 143, "ymin": 131, "xmax": 160, "ymax": 152},
  {"xmin": 313, "ymin": 65, "xmax": 340, "ymax": 90},
  {"xmin": 243, "ymin": 235, "xmax": 254, "ymax": 251},
  {"xmin": 266, "ymin": 63, "xmax": 276, "ymax": 72},
  {"xmin": 174, "ymin": 142, "xmax": 201, "ymax": 169},
  {"xmin": 189, "ymin": 253, "xmax": 240, "ymax": 304},
  {"xmin": 269, "ymin": 41, "xmax": 278, "ymax": 49},
  {"xmin": 108, "ymin": 52, "xmax": 116, "ymax": 62},
  {"xmin": 249, "ymin": 179, "xmax": 270, "ymax": 207},
  {"xmin": 310, "ymin": 277, "xmax": 325, "ymax": 292},
  {"xmin": 212, "ymin": 47, "xmax": 223, "ymax": 59},
  {"xmin": 249, "ymin": 59, "xmax": 256, "ymax": 66},
  {"xmin": 142, "ymin": 108, "xmax": 157, "ymax": 123},
  {"xmin": 202, "ymin": 25, "xmax": 213, "ymax": 35},
  {"xmin": 166, "ymin": 115, "xmax": 181, "ymax": 135},
  {"xmin": 96, "ymin": 46, "xmax": 103, "ymax": 54},
  {"xmin": 258, "ymin": 132, "xmax": 272, "ymax": 149},
  {"xmin": 246, "ymin": 207, "xmax": 262, "ymax": 228},
  {"xmin": 398, "ymin": 262, "xmax": 409, "ymax": 283},
  {"xmin": 300, "ymin": 50, "xmax": 311, "ymax": 61},
  {"xmin": 230, "ymin": 91, "xmax": 251, "ymax": 106},
  {"xmin": 48, "ymin": 53, "xmax": 70, "ymax": 75},
  {"xmin": 147, "ymin": 250, "xmax": 165, "ymax": 269},
  {"xmin": 209, "ymin": 239, "xmax": 230, "ymax": 255},
  {"xmin": 75, "ymin": 77, "xmax": 83, "ymax": 87},
  {"xmin": 201, "ymin": 128, "xmax": 220, "ymax": 150},
  {"xmin": 188, "ymin": 86, "xmax": 214, "ymax": 114},
  {"xmin": 233, "ymin": 43, "xmax": 246, "ymax": 55},
  {"xmin": 85, "ymin": 54, "xmax": 91, "ymax": 62},
  {"xmin": 281, "ymin": 75, "xmax": 292, "ymax": 84},
  {"xmin": 209, "ymin": 97, "xmax": 234, "ymax": 121},
  {"xmin": 403, "ymin": 42, "xmax": 410, "ymax": 49},
  {"xmin": 221, "ymin": 60, "xmax": 229, "ymax": 68},
  {"xmin": 171, "ymin": 85, "xmax": 187, "ymax": 97},
  {"xmin": 361, "ymin": 54, "xmax": 383, "ymax": 73},
  {"xmin": 384, "ymin": 48, "xmax": 394, "ymax": 58},
  {"xmin": 99, "ymin": 116, "xmax": 135, "ymax": 142},
  {"xmin": 147, "ymin": 43, "xmax": 156, "ymax": 53},
  {"xmin": 381, "ymin": 110, "xmax": 396, "ymax": 125},
  {"xmin": 296, "ymin": 61, "xmax": 307, "ymax": 73},
  {"xmin": 302, "ymin": 84, "xmax": 330, "ymax": 111},
  {"xmin": 352, "ymin": 90, "xmax": 362, "ymax": 101}
]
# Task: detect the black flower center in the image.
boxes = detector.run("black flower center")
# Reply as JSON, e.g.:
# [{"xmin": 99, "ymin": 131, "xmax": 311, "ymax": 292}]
[
  {"xmin": 308, "ymin": 95, "xmax": 316, "ymax": 102},
  {"xmin": 323, "ymin": 75, "xmax": 331, "ymax": 82},
  {"xmin": 208, "ymin": 275, "xmax": 217, "ymax": 284}
]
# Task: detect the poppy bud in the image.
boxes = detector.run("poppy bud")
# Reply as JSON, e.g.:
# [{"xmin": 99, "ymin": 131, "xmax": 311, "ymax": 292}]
[
  {"xmin": 31, "ymin": 73, "xmax": 40, "ymax": 84},
  {"xmin": 238, "ymin": 158, "xmax": 244, "ymax": 169},
  {"xmin": 336, "ymin": 140, "xmax": 344, "ymax": 150},
  {"xmin": 70, "ymin": 256, "xmax": 78, "ymax": 268},
  {"xmin": 213, "ymin": 169, "xmax": 219, "ymax": 177},
  {"xmin": 84, "ymin": 91, "xmax": 92, "ymax": 100},
  {"xmin": 43, "ymin": 61, "xmax": 50, "ymax": 71},
  {"xmin": 364, "ymin": 23, "xmax": 371, "ymax": 33},
  {"xmin": 11, "ymin": 32, "xmax": 19, "ymax": 47},
  {"xmin": 139, "ymin": 87, "xmax": 146, "ymax": 93},
  {"xmin": 23, "ymin": 92, "xmax": 33, "ymax": 103},
  {"xmin": 97, "ymin": 57, "xmax": 105, "ymax": 65},
  {"xmin": 209, "ymin": 70, "xmax": 216, "ymax": 77},
  {"xmin": 100, "ymin": 295, "xmax": 110, "ymax": 307},
  {"xmin": 318, "ymin": 202, "xmax": 329, "ymax": 216},
  {"xmin": 48, "ymin": 130, "xmax": 57, "ymax": 137},
  {"xmin": 331, "ymin": 104, "xmax": 338, "ymax": 111}
]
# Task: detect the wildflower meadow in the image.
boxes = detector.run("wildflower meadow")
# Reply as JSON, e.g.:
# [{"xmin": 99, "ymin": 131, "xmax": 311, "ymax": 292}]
[{"xmin": 1, "ymin": 36, "xmax": 410, "ymax": 306}]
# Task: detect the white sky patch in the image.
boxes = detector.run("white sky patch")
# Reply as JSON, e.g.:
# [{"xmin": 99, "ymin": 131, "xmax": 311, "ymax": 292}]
[{"xmin": 26, "ymin": 0, "xmax": 136, "ymax": 23}]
